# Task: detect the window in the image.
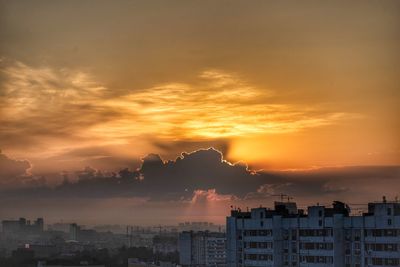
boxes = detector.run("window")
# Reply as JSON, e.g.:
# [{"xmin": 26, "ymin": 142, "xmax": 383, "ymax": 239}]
[
  {"xmin": 388, "ymin": 218, "xmax": 392, "ymax": 225},
  {"xmin": 326, "ymin": 228, "xmax": 333, "ymax": 236},
  {"xmin": 249, "ymin": 242, "xmax": 257, "ymax": 248},
  {"xmin": 245, "ymin": 254, "xmax": 257, "ymax": 260},
  {"xmin": 291, "ymin": 230, "xmax": 297, "ymax": 240},
  {"xmin": 387, "ymin": 208, "xmax": 392, "ymax": 215},
  {"xmin": 258, "ymin": 229, "xmax": 272, "ymax": 236},
  {"xmin": 291, "ymin": 242, "xmax": 297, "ymax": 253},
  {"xmin": 353, "ymin": 229, "xmax": 361, "ymax": 241}
]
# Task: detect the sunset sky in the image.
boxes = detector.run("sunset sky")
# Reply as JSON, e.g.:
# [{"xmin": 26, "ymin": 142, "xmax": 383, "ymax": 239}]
[{"xmin": 0, "ymin": 0, "xmax": 399, "ymax": 224}]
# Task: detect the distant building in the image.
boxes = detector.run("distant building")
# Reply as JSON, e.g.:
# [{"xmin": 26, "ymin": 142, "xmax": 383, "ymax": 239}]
[
  {"xmin": 69, "ymin": 223, "xmax": 80, "ymax": 241},
  {"xmin": 153, "ymin": 234, "xmax": 178, "ymax": 254},
  {"xmin": 178, "ymin": 231, "xmax": 226, "ymax": 266},
  {"xmin": 2, "ymin": 217, "xmax": 44, "ymax": 236},
  {"xmin": 37, "ymin": 262, "xmax": 105, "ymax": 267},
  {"xmin": 12, "ymin": 247, "xmax": 35, "ymax": 261},
  {"xmin": 29, "ymin": 244, "xmax": 58, "ymax": 258},
  {"xmin": 48, "ymin": 222, "xmax": 71, "ymax": 233},
  {"xmin": 178, "ymin": 222, "xmax": 224, "ymax": 232},
  {"xmin": 128, "ymin": 258, "xmax": 158, "ymax": 267},
  {"xmin": 226, "ymin": 199, "xmax": 400, "ymax": 267},
  {"xmin": 2, "ymin": 219, "xmax": 21, "ymax": 234}
]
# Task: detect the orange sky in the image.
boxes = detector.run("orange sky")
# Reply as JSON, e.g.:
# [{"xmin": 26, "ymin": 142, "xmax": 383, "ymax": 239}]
[{"xmin": 0, "ymin": 0, "xmax": 399, "ymax": 175}]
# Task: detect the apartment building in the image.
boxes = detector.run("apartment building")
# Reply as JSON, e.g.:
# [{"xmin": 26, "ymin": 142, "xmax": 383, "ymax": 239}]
[
  {"xmin": 226, "ymin": 199, "xmax": 400, "ymax": 267},
  {"xmin": 178, "ymin": 231, "xmax": 226, "ymax": 266}
]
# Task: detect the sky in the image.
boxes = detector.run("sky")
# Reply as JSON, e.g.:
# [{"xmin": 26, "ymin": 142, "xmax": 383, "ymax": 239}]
[{"xmin": 0, "ymin": 0, "xmax": 399, "ymax": 224}]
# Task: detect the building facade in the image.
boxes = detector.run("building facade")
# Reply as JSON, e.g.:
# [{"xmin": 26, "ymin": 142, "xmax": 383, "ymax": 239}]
[
  {"xmin": 179, "ymin": 231, "xmax": 226, "ymax": 266},
  {"xmin": 226, "ymin": 200, "xmax": 400, "ymax": 267}
]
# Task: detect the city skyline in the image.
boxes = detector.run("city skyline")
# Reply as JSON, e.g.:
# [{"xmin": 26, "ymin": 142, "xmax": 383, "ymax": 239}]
[{"xmin": 2, "ymin": 197, "xmax": 399, "ymax": 267}]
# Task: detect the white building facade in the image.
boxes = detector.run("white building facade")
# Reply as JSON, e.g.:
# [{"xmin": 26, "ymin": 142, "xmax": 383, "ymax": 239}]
[{"xmin": 226, "ymin": 200, "xmax": 400, "ymax": 267}]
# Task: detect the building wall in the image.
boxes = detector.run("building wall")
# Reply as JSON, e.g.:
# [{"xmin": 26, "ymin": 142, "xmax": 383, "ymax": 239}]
[
  {"xmin": 179, "ymin": 232, "xmax": 192, "ymax": 266},
  {"xmin": 226, "ymin": 202, "xmax": 400, "ymax": 267},
  {"xmin": 178, "ymin": 231, "xmax": 226, "ymax": 266}
]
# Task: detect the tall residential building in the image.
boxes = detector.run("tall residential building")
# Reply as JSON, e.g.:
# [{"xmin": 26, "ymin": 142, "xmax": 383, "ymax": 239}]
[
  {"xmin": 226, "ymin": 199, "xmax": 400, "ymax": 267},
  {"xmin": 178, "ymin": 231, "xmax": 226, "ymax": 266}
]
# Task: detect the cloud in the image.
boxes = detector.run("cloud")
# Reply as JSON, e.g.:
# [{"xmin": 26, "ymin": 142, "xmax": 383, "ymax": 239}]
[
  {"xmin": 0, "ymin": 150, "xmax": 42, "ymax": 188},
  {"xmin": 0, "ymin": 60, "xmax": 355, "ymax": 161},
  {"xmin": 98, "ymin": 70, "xmax": 350, "ymax": 140},
  {"xmin": 3, "ymin": 148, "xmax": 399, "ymax": 204},
  {"xmin": 137, "ymin": 148, "xmax": 267, "ymax": 199},
  {"xmin": 0, "ymin": 150, "xmax": 30, "ymax": 179},
  {"xmin": 0, "ymin": 60, "xmax": 123, "ymax": 156},
  {"xmin": 0, "ymin": 148, "xmax": 399, "ymax": 223},
  {"xmin": 152, "ymin": 139, "xmax": 230, "ymax": 161},
  {"xmin": 190, "ymin": 189, "xmax": 236, "ymax": 204},
  {"xmin": 0, "ymin": 148, "xmax": 266, "ymax": 199}
]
